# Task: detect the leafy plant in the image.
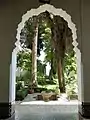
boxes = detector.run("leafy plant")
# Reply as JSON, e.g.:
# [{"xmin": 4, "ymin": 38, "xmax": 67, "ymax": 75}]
[{"xmin": 64, "ymin": 51, "xmax": 78, "ymax": 97}]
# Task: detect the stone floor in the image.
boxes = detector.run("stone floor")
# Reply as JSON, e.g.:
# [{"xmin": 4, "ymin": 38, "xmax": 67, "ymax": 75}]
[
  {"xmin": 15, "ymin": 104, "xmax": 78, "ymax": 120},
  {"xmin": 15, "ymin": 94, "xmax": 79, "ymax": 120}
]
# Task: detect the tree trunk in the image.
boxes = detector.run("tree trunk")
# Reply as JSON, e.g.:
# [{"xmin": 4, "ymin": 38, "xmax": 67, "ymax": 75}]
[
  {"xmin": 49, "ymin": 60, "xmax": 53, "ymax": 81},
  {"xmin": 48, "ymin": 14, "xmax": 66, "ymax": 93},
  {"xmin": 49, "ymin": 48, "xmax": 54, "ymax": 81},
  {"xmin": 57, "ymin": 58, "xmax": 65, "ymax": 93},
  {"xmin": 61, "ymin": 59, "xmax": 66, "ymax": 93},
  {"xmin": 32, "ymin": 23, "xmax": 38, "ymax": 87}
]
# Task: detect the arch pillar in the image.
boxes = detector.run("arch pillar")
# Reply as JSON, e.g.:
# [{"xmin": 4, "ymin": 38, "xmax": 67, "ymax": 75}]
[
  {"xmin": 78, "ymin": 0, "xmax": 90, "ymax": 119},
  {"xmin": 0, "ymin": 46, "xmax": 15, "ymax": 119}
]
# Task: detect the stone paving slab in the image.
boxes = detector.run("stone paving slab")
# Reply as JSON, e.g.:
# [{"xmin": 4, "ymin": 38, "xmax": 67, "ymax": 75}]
[
  {"xmin": 15, "ymin": 103, "xmax": 78, "ymax": 120},
  {"xmin": 15, "ymin": 94, "xmax": 79, "ymax": 120},
  {"xmin": 18, "ymin": 114, "xmax": 78, "ymax": 120}
]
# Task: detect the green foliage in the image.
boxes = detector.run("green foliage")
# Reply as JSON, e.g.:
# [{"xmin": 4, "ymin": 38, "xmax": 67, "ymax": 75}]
[
  {"xmin": 37, "ymin": 59, "xmax": 46, "ymax": 85},
  {"xmin": 39, "ymin": 19, "xmax": 56, "ymax": 80},
  {"xmin": 17, "ymin": 50, "xmax": 46, "ymax": 86},
  {"xmin": 16, "ymin": 88, "xmax": 28, "ymax": 101},
  {"xmin": 17, "ymin": 50, "xmax": 32, "ymax": 71},
  {"xmin": 16, "ymin": 80, "xmax": 28, "ymax": 101},
  {"xmin": 34, "ymin": 87, "xmax": 47, "ymax": 93},
  {"xmin": 22, "ymin": 71, "xmax": 32, "ymax": 85},
  {"xmin": 16, "ymin": 80, "xmax": 23, "ymax": 91},
  {"xmin": 64, "ymin": 50, "xmax": 77, "ymax": 96},
  {"xmin": 17, "ymin": 13, "xmax": 78, "ymax": 99},
  {"xmin": 16, "ymin": 71, "xmax": 31, "ymax": 86},
  {"xmin": 39, "ymin": 20, "xmax": 52, "ymax": 63}
]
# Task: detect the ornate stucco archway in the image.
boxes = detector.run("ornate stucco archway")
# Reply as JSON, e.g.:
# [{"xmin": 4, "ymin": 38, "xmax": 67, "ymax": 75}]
[
  {"xmin": 16, "ymin": 4, "xmax": 78, "ymax": 51},
  {"xmin": 11, "ymin": 4, "xmax": 81, "ymax": 102}
]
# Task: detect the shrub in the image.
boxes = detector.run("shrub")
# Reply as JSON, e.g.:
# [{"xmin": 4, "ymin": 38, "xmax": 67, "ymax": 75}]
[
  {"xmin": 16, "ymin": 81, "xmax": 28, "ymax": 101},
  {"xmin": 16, "ymin": 88, "xmax": 28, "ymax": 101}
]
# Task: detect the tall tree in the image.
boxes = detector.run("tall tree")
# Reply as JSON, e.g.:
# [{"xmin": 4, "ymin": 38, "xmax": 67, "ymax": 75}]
[
  {"xmin": 21, "ymin": 16, "xmax": 39, "ymax": 87},
  {"xmin": 32, "ymin": 21, "xmax": 38, "ymax": 86},
  {"xmin": 38, "ymin": 17, "xmax": 56, "ymax": 80},
  {"xmin": 20, "ymin": 12, "xmax": 73, "ymax": 93},
  {"xmin": 47, "ymin": 14, "xmax": 72, "ymax": 93}
]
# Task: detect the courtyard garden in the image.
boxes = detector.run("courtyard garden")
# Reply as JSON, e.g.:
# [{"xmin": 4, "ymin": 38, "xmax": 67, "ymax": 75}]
[{"xmin": 15, "ymin": 11, "xmax": 78, "ymax": 102}]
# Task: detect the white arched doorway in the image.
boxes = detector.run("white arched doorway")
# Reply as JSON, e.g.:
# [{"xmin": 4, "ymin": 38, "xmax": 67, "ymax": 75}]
[{"xmin": 10, "ymin": 4, "xmax": 81, "ymax": 105}]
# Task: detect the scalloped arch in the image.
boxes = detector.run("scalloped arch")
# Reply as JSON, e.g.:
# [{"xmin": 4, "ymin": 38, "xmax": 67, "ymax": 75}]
[
  {"xmin": 13, "ymin": 4, "xmax": 81, "ymax": 100},
  {"xmin": 16, "ymin": 4, "xmax": 78, "ymax": 52}
]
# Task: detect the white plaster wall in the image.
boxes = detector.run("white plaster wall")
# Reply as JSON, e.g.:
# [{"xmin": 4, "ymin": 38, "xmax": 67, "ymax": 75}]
[
  {"xmin": 0, "ymin": 0, "xmax": 81, "ymax": 103},
  {"xmin": 16, "ymin": 4, "xmax": 81, "ymax": 102},
  {"xmin": 9, "ymin": 49, "xmax": 17, "ymax": 102},
  {"xmin": 81, "ymin": 0, "xmax": 90, "ymax": 102}
]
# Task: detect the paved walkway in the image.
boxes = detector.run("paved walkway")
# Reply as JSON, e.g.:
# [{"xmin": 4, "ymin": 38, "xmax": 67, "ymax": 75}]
[{"xmin": 15, "ymin": 94, "xmax": 79, "ymax": 120}]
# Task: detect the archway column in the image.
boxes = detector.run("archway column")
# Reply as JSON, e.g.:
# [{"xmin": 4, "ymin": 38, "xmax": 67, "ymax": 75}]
[
  {"xmin": 0, "ymin": 50, "xmax": 15, "ymax": 119},
  {"xmin": 78, "ymin": 0, "xmax": 90, "ymax": 119},
  {"xmin": 79, "ymin": 50, "xmax": 90, "ymax": 120},
  {"xmin": 9, "ymin": 48, "xmax": 18, "ymax": 104}
]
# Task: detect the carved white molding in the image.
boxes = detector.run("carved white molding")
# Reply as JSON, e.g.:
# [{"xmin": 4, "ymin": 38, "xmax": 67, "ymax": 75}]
[
  {"xmin": 15, "ymin": 4, "xmax": 81, "ymax": 95},
  {"xmin": 16, "ymin": 4, "xmax": 78, "ymax": 51}
]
